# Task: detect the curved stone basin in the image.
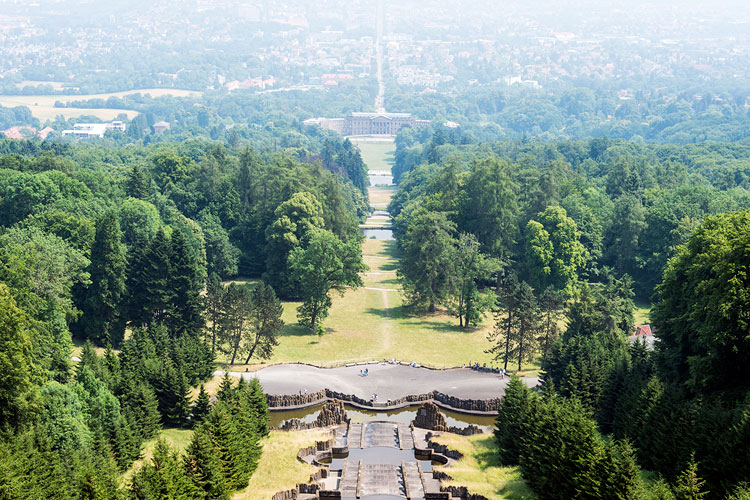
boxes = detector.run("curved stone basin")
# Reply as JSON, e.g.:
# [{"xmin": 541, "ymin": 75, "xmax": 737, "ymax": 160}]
[
  {"xmin": 270, "ymin": 403, "xmax": 496, "ymax": 433},
  {"xmin": 236, "ymin": 363, "xmax": 537, "ymax": 403}
]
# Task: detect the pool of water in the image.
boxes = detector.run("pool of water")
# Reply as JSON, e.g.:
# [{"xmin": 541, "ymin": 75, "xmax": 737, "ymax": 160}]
[
  {"xmin": 326, "ymin": 447, "xmax": 433, "ymax": 471},
  {"xmin": 270, "ymin": 402, "xmax": 496, "ymax": 432},
  {"xmin": 362, "ymin": 228, "xmax": 394, "ymax": 240}
]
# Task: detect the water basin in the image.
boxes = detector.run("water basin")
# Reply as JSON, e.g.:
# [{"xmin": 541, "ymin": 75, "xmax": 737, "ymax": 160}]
[{"xmin": 270, "ymin": 402, "xmax": 495, "ymax": 432}]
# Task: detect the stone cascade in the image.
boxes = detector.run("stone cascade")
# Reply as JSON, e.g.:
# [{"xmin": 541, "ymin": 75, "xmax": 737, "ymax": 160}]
[{"xmin": 275, "ymin": 420, "xmax": 497, "ymax": 500}]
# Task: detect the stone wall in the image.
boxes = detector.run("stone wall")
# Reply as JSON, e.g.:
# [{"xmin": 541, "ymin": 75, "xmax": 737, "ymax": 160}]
[
  {"xmin": 266, "ymin": 390, "xmax": 326, "ymax": 408},
  {"xmin": 271, "ymin": 466, "xmax": 329, "ymax": 500},
  {"xmin": 440, "ymin": 485, "xmax": 490, "ymax": 500},
  {"xmin": 432, "ymin": 392, "xmax": 501, "ymax": 413},
  {"xmin": 266, "ymin": 389, "xmax": 500, "ymax": 414},
  {"xmin": 271, "ymin": 490, "xmax": 296, "ymax": 500}
]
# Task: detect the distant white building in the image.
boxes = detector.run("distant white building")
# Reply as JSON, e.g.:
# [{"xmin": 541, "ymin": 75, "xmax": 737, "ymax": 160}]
[{"xmin": 62, "ymin": 121, "xmax": 126, "ymax": 139}]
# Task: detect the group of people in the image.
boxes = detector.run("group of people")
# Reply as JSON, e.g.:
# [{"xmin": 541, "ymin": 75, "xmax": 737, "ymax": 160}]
[
  {"xmin": 360, "ymin": 368, "xmax": 369, "ymax": 376},
  {"xmin": 465, "ymin": 362, "xmax": 506, "ymax": 378},
  {"xmin": 370, "ymin": 393, "xmax": 378, "ymax": 402}
]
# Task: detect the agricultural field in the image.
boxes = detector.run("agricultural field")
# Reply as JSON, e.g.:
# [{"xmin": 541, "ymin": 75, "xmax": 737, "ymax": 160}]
[{"xmin": 0, "ymin": 88, "xmax": 201, "ymax": 121}]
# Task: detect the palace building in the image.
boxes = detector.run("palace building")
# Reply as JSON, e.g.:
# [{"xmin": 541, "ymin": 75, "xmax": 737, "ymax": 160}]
[{"xmin": 304, "ymin": 112, "xmax": 430, "ymax": 136}]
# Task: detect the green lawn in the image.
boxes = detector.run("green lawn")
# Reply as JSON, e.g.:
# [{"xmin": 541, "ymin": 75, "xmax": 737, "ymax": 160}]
[
  {"xmin": 215, "ymin": 238, "xmax": 503, "ymax": 370},
  {"xmin": 634, "ymin": 300, "xmax": 652, "ymax": 326},
  {"xmin": 349, "ymin": 138, "xmax": 396, "ymax": 173},
  {"xmin": 432, "ymin": 433, "xmax": 535, "ymax": 500}
]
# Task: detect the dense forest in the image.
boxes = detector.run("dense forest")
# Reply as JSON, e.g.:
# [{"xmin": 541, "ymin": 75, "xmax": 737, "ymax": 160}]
[
  {"xmin": 392, "ymin": 129, "xmax": 750, "ymax": 300},
  {"xmin": 0, "ymin": 135, "xmax": 368, "ymax": 498},
  {"xmin": 1, "ymin": 111, "xmax": 750, "ymax": 499},
  {"xmin": 388, "ymin": 128, "xmax": 750, "ymax": 498},
  {"xmin": 493, "ymin": 210, "xmax": 750, "ymax": 499}
]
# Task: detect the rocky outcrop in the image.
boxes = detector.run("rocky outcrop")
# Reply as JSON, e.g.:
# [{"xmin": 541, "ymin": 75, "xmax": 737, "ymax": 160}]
[
  {"xmin": 276, "ymin": 400, "xmax": 349, "ymax": 431},
  {"xmin": 413, "ymin": 402, "xmax": 485, "ymax": 436},
  {"xmin": 315, "ymin": 400, "xmax": 349, "ymax": 427},
  {"xmin": 414, "ymin": 402, "xmax": 448, "ymax": 431}
]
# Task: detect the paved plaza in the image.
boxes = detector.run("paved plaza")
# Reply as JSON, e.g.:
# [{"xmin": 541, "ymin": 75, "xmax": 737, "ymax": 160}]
[{"xmin": 224, "ymin": 363, "xmax": 538, "ymax": 402}]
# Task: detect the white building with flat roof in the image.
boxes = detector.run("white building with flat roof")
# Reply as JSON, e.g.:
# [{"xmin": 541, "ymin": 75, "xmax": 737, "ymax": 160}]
[{"xmin": 62, "ymin": 121, "xmax": 126, "ymax": 139}]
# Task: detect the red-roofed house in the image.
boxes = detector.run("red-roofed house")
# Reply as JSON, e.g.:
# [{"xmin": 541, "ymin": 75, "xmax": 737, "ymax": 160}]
[{"xmin": 633, "ymin": 324, "xmax": 652, "ymax": 337}]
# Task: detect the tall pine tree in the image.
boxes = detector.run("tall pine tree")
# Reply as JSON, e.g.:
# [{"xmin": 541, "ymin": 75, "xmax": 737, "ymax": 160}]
[
  {"xmin": 169, "ymin": 226, "xmax": 204, "ymax": 337},
  {"xmin": 80, "ymin": 212, "xmax": 127, "ymax": 346}
]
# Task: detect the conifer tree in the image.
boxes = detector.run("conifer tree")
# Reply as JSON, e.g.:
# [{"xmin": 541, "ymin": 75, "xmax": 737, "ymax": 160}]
[
  {"xmin": 538, "ymin": 286, "xmax": 564, "ymax": 362},
  {"xmin": 193, "ymin": 384, "xmax": 211, "ymax": 425},
  {"xmin": 183, "ymin": 427, "xmax": 229, "ymax": 500},
  {"xmin": 112, "ymin": 414, "xmax": 140, "ymax": 470},
  {"xmin": 121, "ymin": 381, "xmax": 161, "ymax": 440},
  {"xmin": 515, "ymin": 281, "xmax": 541, "ymax": 371},
  {"xmin": 495, "ymin": 376, "xmax": 536, "ymax": 465},
  {"xmin": 152, "ymin": 361, "xmax": 191, "ymax": 428},
  {"xmin": 673, "ymin": 455, "xmax": 708, "ymax": 500},
  {"xmin": 76, "ymin": 339, "xmax": 101, "ymax": 380},
  {"xmin": 130, "ymin": 439, "xmax": 198, "ymax": 499},
  {"xmin": 123, "ymin": 233, "xmax": 152, "ymax": 328},
  {"xmin": 145, "ymin": 227, "xmax": 173, "ymax": 325},
  {"xmin": 80, "ymin": 211, "xmax": 127, "ymax": 345},
  {"xmin": 247, "ymin": 378, "xmax": 269, "ymax": 438},
  {"xmin": 126, "ymin": 164, "xmax": 151, "ymax": 199},
  {"xmin": 218, "ymin": 284, "xmax": 252, "ymax": 365},
  {"xmin": 487, "ymin": 273, "xmax": 520, "ymax": 371},
  {"xmin": 217, "ymin": 373, "xmax": 234, "ymax": 402},
  {"xmin": 169, "ymin": 226, "xmax": 204, "ymax": 337},
  {"xmin": 203, "ymin": 404, "xmax": 245, "ymax": 488}
]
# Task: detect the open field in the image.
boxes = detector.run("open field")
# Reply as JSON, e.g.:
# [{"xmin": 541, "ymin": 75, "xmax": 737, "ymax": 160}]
[
  {"xmin": 0, "ymin": 88, "xmax": 201, "ymax": 121},
  {"xmin": 215, "ymin": 238, "xmax": 503, "ymax": 371},
  {"xmin": 368, "ymin": 186, "xmax": 397, "ymax": 210},
  {"xmin": 432, "ymin": 433, "xmax": 535, "ymax": 500},
  {"xmin": 350, "ymin": 137, "xmax": 396, "ymax": 173},
  {"xmin": 122, "ymin": 428, "xmax": 193, "ymax": 484},
  {"xmin": 634, "ymin": 300, "xmax": 652, "ymax": 326},
  {"xmin": 233, "ymin": 430, "xmax": 329, "ymax": 500}
]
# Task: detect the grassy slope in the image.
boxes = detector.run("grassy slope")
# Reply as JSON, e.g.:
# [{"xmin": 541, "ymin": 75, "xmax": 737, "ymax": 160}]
[
  {"xmin": 233, "ymin": 430, "xmax": 329, "ymax": 500},
  {"xmin": 220, "ymin": 237, "xmax": 502, "ymax": 369},
  {"xmin": 432, "ymin": 433, "xmax": 536, "ymax": 500}
]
